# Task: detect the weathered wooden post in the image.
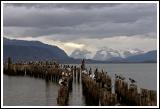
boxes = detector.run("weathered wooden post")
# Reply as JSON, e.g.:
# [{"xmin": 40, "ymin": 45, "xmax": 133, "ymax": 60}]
[
  {"xmin": 8, "ymin": 57, "xmax": 12, "ymax": 71},
  {"xmin": 89, "ymin": 68, "xmax": 92, "ymax": 75},
  {"xmin": 57, "ymin": 85, "xmax": 69, "ymax": 106},
  {"xmin": 45, "ymin": 70, "xmax": 49, "ymax": 82},
  {"xmin": 81, "ymin": 73, "xmax": 99, "ymax": 106},
  {"xmin": 128, "ymin": 84, "xmax": 138, "ymax": 105},
  {"xmin": 99, "ymin": 89, "xmax": 117, "ymax": 106},
  {"xmin": 149, "ymin": 90, "xmax": 157, "ymax": 105},
  {"xmin": 140, "ymin": 88, "xmax": 156, "ymax": 106},
  {"xmin": 77, "ymin": 67, "xmax": 80, "ymax": 83},
  {"xmin": 81, "ymin": 59, "xmax": 85, "ymax": 71},
  {"xmin": 5, "ymin": 57, "xmax": 16, "ymax": 75},
  {"xmin": 74, "ymin": 66, "xmax": 77, "ymax": 82}
]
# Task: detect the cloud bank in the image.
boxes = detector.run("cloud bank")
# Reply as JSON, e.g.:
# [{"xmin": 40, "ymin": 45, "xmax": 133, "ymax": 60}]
[{"xmin": 3, "ymin": 3, "xmax": 157, "ymax": 55}]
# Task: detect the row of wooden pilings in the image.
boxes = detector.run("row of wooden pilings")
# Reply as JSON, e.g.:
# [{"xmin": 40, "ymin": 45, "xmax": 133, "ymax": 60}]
[
  {"xmin": 3, "ymin": 57, "xmax": 84, "ymax": 106},
  {"xmin": 115, "ymin": 78, "xmax": 157, "ymax": 106},
  {"xmin": 57, "ymin": 66, "xmax": 82, "ymax": 105},
  {"xmin": 57, "ymin": 66, "xmax": 74, "ymax": 105},
  {"xmin": 4, "ymin": 62, "xmax": 62, "ymax": 82},
  {"xmin": 81, "ymin": 68, "xmax": 157, "ymax": 106},
  {"xmin": 3, "ymin": 60, "xmax": 74, "ymax": 106},
  {"xmin": 57, "ymin": 74, "xmax": 73, "ymax": 105},
  {"xmin": 81, "ymin": 70, "xmax": 117, "ymax": 106}
]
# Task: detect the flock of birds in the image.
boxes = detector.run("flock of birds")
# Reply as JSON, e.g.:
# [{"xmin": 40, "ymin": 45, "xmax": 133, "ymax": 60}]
[
  {"xmin": 82, "ymin": 68, "xmax": 96, "ymax": 80},
  {"xmin": 115, "ymin": 74, "xmax": 136, "ymax": 84},
  {"xmin": 58, "ymin": 65, "xmax": 137, "ymax": 86},
  {"xmin": 58, "ymin": 65, "xmax": 72, "ymax": 86}
]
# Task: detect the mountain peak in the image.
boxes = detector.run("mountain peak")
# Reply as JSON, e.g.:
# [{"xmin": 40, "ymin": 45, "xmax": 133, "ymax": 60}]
[
  {"xmin": 3, "ymin": 38, "xmax": 69, "ymax": 63},
  {"xmin": 70, "ymin": 49, "xmax": 91, "ymax": 59},
  {"xmin": 4, "ymin": 37, "xmax": 46, "ymax": 47}
]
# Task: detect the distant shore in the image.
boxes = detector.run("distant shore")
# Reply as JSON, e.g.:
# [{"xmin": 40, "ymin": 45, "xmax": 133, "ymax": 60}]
[
  {"xmin": 84, "ymin": 62, "xmax": 157, "ymax": 64},
  {"xmin": 62, "ymin": 62, "xmax": 157, "ymax": 65}
]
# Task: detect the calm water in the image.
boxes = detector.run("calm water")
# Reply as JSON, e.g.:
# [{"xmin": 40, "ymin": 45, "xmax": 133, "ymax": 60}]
[
  {"xmin": 3, "ymin": 63, "xmax": 157, "ymax": 106},
  {"xmin": 85, "ymin": 63, "xmax": 157, "ymax": 91}
]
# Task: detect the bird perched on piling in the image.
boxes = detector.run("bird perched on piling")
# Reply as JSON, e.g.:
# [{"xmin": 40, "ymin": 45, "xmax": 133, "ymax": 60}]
[
  {"xmin": 115, "ymin": 74, "xmax": 119, "ymax": 79},
  {"xmin": 89, "ymin": 73, "xmax": 95, "ymax": 80},
  {"xmin": 115, "ymin": 74, "xmax": 125, "ymax": 80},
  {"xmin": 129, "ymin": 78, "xmax": 136, "ymax": 84},
  {"xmin": 102, "ymin": 69, "xmax": 104, "ymax": 73},
  {"xmin": 65, "ymin": 73, "xmax": 68, "ymax": 77},
  {"xmin": 106, "ymin": 71, "xmax": 108, "ymax": 74},
  {"xmin": 81, "ymin": 59, "xmax": 85, "ymax": 70},
  {"xmin": 59, "ymin": 79, "xmax": 63, "ymax": 86},
  {"xmin": 119, "ymin": 74, "xmax": 125, "ymax": 80},
  {"xmin": 59, "ymin": 78, "xmax": 67, "ymax": 86},
  {"xmin": 89, "ymin": 68, "xmax": 92, "ymax": 75},
  {"xmin": 62, "ymin": 72, "xmax": 65, "ymax": 76},
  {"xmin": 95, "ymin": 68, "xmax": 98, "ymax": 73},
  {"xmin": 66, "ymin": 67, "xmax": 71, "ymax": 72},
  {"xmin": 82, "ymin": 70, "xmax": 88, "ymax": 74}
]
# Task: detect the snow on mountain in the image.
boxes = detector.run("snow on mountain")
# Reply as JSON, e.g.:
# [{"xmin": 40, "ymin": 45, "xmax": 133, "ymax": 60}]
[
  {"xmin": 70, "ymin": 47, "xmax": 145, "ymax": 61},
  {"xmin": 93, "ymin": 47, "xmax": 144, "ymax": 61},
  {"xmin": 93, "ymin": 47, "xmax": 121, "ymax": 61},
  {"xmin": 70, "ymin": 49, "xmax": 91, "ymax": 59},
  {"xmin": 122, "ymin": 48, "xmax": 144, "ymax": 58}
]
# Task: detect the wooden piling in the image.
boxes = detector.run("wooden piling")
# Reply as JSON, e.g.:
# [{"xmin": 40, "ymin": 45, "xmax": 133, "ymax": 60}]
[
  {"xmin": 99, "ymin": 88, "xmax": 117, "ymax": 106},
  {"xmin": 57, "ymin": 85, "xmax": 69, "ymax": 105}
]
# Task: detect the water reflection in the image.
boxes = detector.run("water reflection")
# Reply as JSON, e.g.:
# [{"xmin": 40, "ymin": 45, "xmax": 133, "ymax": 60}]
[{"xmin": 68, "ymin": 68, "xmax": 86, "ymax": 106}]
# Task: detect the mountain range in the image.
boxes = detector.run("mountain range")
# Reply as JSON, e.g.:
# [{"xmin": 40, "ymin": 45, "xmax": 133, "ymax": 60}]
[
  {"xmin": 3, "ymin": 38, "xmax": 157, "ymax": 63},
  {"xmin": 70, "ymin": 47, "xmax": 157, "ymax": 63}
]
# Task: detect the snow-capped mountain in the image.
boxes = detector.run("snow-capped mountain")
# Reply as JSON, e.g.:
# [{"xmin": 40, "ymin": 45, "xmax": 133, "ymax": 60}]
[
  {"xmin": 70, "ymin": 47, "xmax": 147, "ymax": 61},
  {"xmin": 93, "ymin": 47, "xmax": 121, "ymax": 61},
  {"xmin": 93, "ymin": 47, "xmax": 144, "ymax": 61},
  {"xmin": 122, "ymin": 48, "xmax": 144, "ymax": 58},
  {"xmin": 70, "ymin": 49, "xmax": 91, "ymax": 59}
]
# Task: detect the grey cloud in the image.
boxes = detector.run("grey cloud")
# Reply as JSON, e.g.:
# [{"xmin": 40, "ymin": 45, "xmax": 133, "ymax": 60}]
[
  {"xmin": 3, "ymin": 3, "xmax": 157, "ymax": 41},
  {"xmin": 5, "ymin": 3, "xmax": 121, "ymax": 9}
]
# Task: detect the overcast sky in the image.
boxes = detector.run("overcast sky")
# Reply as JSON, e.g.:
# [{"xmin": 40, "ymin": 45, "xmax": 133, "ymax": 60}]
[{"xmin": 3, "ymin": 3, "xmax": 157, "ymax": 56}]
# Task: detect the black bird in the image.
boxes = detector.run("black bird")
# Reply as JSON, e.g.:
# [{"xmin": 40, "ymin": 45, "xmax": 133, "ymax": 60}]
[
  {"xmin": 89, "ymin": 68, "xmax": 92, "ymax": 75},
  {"xmin": 61, "ymin": 81, "xmax": 67, "ymax": 86},
  {"xmin": 129, "ymin": 78, "xmax": 136, "ymax": 84},
  {"xmin": 115, "ymin": 74, "xmax": 119, "ymax": 79}
]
